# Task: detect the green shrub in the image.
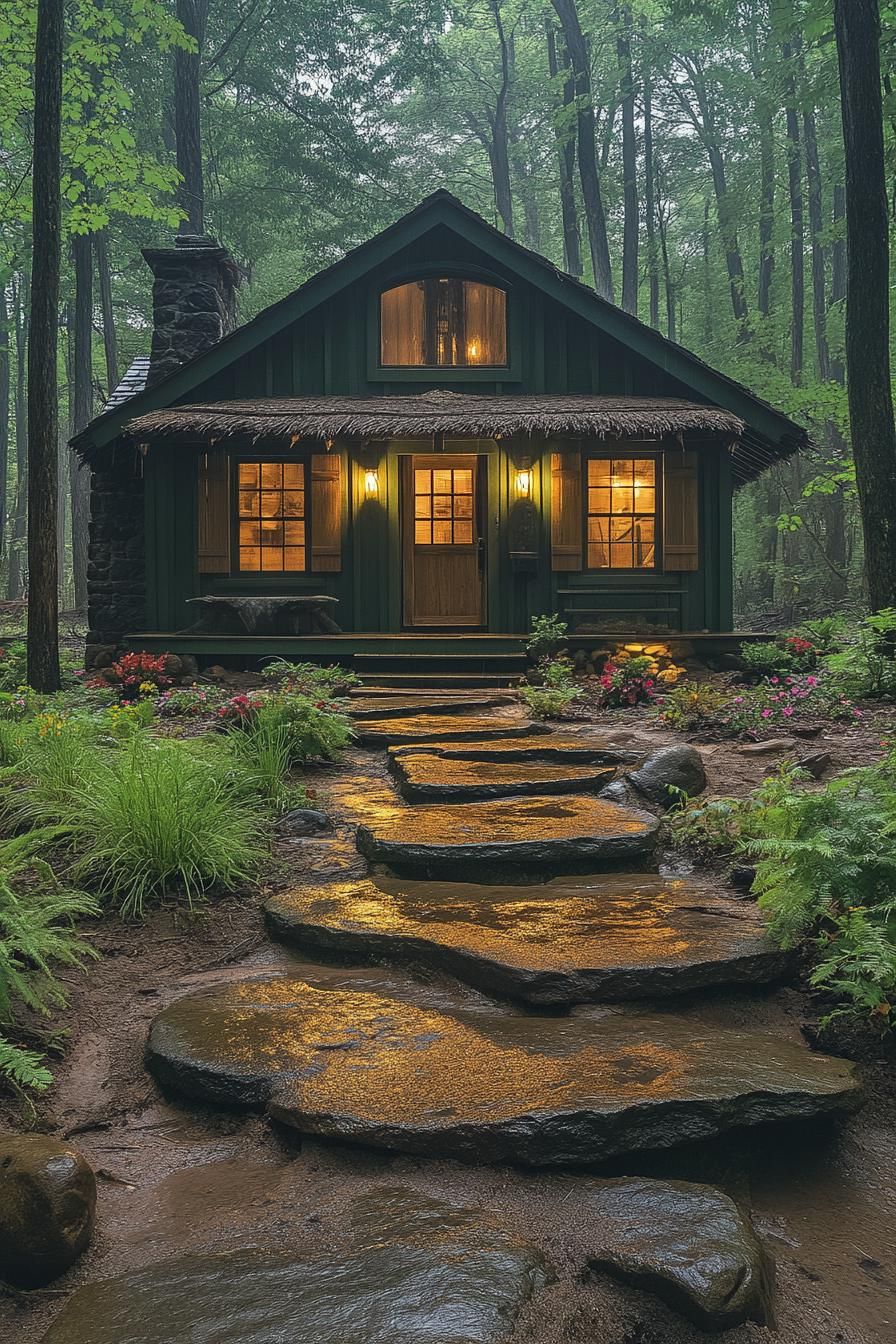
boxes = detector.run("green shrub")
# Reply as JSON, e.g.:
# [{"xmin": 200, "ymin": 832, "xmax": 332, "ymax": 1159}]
[
  {"xmin": 0, "ymin": 836, "xmax": 98, "ymax": 1092},
  {"xmin": 824, "ymin": 609, "xmax": 896, "ymax": 700},
  {"xmin": 260, "ymin": 659, "xmax": 360, "ymax": 698},
  {"xmin": 659, "ymin": 680, "xmax": 728, "ymax": 731},
  {"xmin": 227, "ymin": 692, "xmax": 353, "ymax": 765},
  {"xmin": 520, "ymin": 683, "xmax": 580, "ymax": 720},
  {"xmin": 739, "ymin": 640, "xmax": 793, "ymax": 678},
  {"xmin": 797, "ymin": 616, "xmax": 844, "ymax": 655},
  {"xmin": 227, "ymin": 718, "xmax": 309, "ymax": 814},
  {"xmin": 526, "ymin": 613, "xmax": 568, "ymax": 661}
]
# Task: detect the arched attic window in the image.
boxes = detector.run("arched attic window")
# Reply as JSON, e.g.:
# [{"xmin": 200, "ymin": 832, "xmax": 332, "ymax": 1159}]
[{"xmin": 380, "ymin": 278, "xmax": 508, "ymax": 367}]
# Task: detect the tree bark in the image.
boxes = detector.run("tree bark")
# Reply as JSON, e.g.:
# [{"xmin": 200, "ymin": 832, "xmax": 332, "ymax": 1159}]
[
  {"xmin": 546, "ymin": 24, "xmax": 582, "ymax": 277},
  {"xmin": 551, "ymin": 0, "xmax": 614, "ymax": 300},
  {"xmin": 643, "ymin": 58, "xmax": 660, "ymax": 329},
  {"xmin": 9, "ymin": 274, "xmax": 28, "ymax": 601},
  {"xmin": 757, "ymin": 98, "xmax": 775, "ymax": 317},
  {"xmin": 803, "ymin": 105, "xmax": 830, "ymax": 381},
  {"xmin": 616, "ymin": 5, "xmax": 638, "ymax": 314},
  {"xmin": 94, "ymin": 229, "xmax": 118, "ymax": 395},
  {"xmin": 783, "ymin": 43, "xmax": 804, "ymax": 385},
  {"xmin": 833, "ymin": 0, "xmax": 896, "ymax": 610},
  {"xmin": 71, "ymin": 233, "xmax": 92, "ymax": 611},
  {"xmin": 175, "ymin": 0, "xmax": 207, "ymax": 234},
  {"xmin": 0, "ymin": 283, "xmax": 9, "ymax": 562},
  {"xmin": 488, "ymin": 0, "xmax": 515, "ymax": 238},
  {"xmin": 27, "ymin": 0, "xmax": 63, "ymax": 691},
  {"xmin": 830, "ymin": 182, "xmax": 846, "ymax": 384}
]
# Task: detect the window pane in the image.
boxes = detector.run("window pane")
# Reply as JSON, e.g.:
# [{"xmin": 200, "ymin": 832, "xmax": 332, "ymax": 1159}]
[
  {"xmin": 380, "ymin": 279, "xmax": 506, "ymax": 367},
  {"xmin": 239, "ymin": 462, "xmax": 259, "ymax": 488},
  {"xmin": 433, "ymin": 495, "xmax": 452, "ymax": 518},
  {"xmin": 261, "ymin": 549, "xmax": 281, "ymax": 571},
  {"xmin": 414, "ymin": 496, "xmax": 431, "ymax": 519},
  {"xmin": 260, "ymin": 462, "xmax": 282, "ymax": 489},
  {"xmin": 415, "ymin": 521, "xmax": 431, "ymax": 544},
  {"xmin": 236, "ymin": 461, "xmax": 306, "ymax": 574},
  {"xmin": 282, "ymin": 491, "xmax": 304, "ymax": 517},
  {"xmin": 453, "ymin": 469, "xmax": 472, "ymax": 493},
  {"xmin": 433, "ymin": 469, "xmax": 452, "ymax": 493},
  {"xmin": 238, "ymin": 490, "xmax": 256, "ymax": 517},
  {"xmin": 433, "ymin": 521, "xmax": 452, "ymax": 544},
  {"xmin": 454, "ymin": 495, "xmax": 473, "ymax": 518},
  {"xmin": 239, "ymin": 522, "xmax": 259, "ymax": 547},
  {"xmin": 260, "ymin": 491, "xmax": 280, "ymax": 517},
  {"xmin": 454, "ymin": 521, "xmax": 473, "ymax": 544},
  {"xmin": 586, "ymin": 456, "xmax": 656, "ymax": 570},
  {"xmin": 239, "ymin": 547, "xmax": 260, "ymax": 571},
  {"xmin": 283, "ymin": 462, "xmax": 303, "ymax": 488},
  {"xmin": 284, "ymin": 547, "xmax": 305, "ymax": 570}
]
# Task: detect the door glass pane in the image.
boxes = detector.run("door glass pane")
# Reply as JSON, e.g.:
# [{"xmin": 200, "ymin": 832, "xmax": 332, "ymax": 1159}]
[
  {"xmin": 454, "ymin": 521, "xmax": 473, "ymax": 544},
  {"xmin": 412, "ymin": 461, "xmax": 478, "ymax": 547},
  {"xmin": 433, "ymin": 521, "xmax": 452, "ymax": 544}
]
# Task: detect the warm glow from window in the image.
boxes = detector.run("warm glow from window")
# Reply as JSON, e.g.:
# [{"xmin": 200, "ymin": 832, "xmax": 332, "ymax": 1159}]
[
  {"xmin": 587, "ymin": 457, "xmax": 656, "ymax": 569},
  {"xmin": 380, "ymin": 278, "xmax": 507, "ymax": 367},
  {"xmin": 413, "ymin": 466, "xmax": 474, "ymax": 544},
  {"xmin": 237, "ymin": 461, "xmax": 306, "ymax": 571}
]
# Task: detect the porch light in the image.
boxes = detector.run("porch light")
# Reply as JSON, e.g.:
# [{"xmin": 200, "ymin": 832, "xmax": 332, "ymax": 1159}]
[
  {"xmin": 364, "ymin": 468, "xmax": 379, "ymax": 499},
  {"xmin": 515, "ymin": 464, "xmax": 532, "ymax": 498}
]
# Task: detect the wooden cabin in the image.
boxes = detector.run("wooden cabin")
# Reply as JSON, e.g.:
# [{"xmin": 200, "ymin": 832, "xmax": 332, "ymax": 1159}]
[{"xmin": 73, "ymin": 192, "xmax": 806, "ymax": 679}]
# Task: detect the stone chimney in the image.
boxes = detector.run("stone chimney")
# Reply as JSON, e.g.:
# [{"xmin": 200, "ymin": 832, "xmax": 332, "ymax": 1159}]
[{"xmin": 141, "ymin": 234, "xmax": 240, "ymax": 386}]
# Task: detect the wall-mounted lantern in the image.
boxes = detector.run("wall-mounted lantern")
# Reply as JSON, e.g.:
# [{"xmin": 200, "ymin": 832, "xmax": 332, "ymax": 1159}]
[
  {"xmin": 364, "ymin": 468, "xmax": 379, "ymax": 499},
  {"xmin": 515, "ymin": 459, "xmax": 532, "ymax": 498}
]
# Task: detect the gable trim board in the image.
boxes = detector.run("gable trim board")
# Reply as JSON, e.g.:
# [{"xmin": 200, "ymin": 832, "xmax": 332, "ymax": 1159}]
[{"xmin": 72, "ymin": 191, "xmax": 807, "ymax": 481}]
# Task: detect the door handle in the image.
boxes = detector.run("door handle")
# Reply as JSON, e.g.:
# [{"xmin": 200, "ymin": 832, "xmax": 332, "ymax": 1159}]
[{"xmin": 477, "ymin": 537, "xmax": 485, "ymax": 571}]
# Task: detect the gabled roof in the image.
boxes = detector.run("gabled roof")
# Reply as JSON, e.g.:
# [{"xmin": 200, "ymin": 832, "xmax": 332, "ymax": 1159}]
[{"xmin": 73, "ymin": 189, "xmax": 808, "ymax": 479}]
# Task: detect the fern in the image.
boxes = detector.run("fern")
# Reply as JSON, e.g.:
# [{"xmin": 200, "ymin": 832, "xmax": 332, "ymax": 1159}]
[{"xmin": 0, "ymin": 1035, "xmax": 54, "ymax": 1092}]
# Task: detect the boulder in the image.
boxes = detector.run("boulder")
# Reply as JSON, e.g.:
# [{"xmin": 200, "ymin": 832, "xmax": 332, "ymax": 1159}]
[
  {"xmin": 585, "ymin": 1176, "xmax": 774, "ymax": 1330},
  {"xmin": 628, "ymin": 745, "xmax": 707, "ymax": 808},
  {"xmin": 796, "ymin": 750, "xmax": 832, "ymax": 779},
  {"xmin": 738, "ymin": 738, "xmax": 797, "ymax": 756},
  {"xmin": 0, "ymin": 1134, "xmax": 96, "ymax": 1287},
  {"xmin": 275, "ymin": 808, "xmax": 333, "ymax": 836},
  {"xmin": 40, "ymin": 1188, "xmax": 547, "ymax": 1344},
  {"xmin": 145, "ymin": 975, "xmax": 860, "ymax": 1167}
]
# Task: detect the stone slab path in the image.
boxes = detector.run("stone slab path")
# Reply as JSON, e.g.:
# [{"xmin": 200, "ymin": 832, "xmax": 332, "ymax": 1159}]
[
  {"xmin": 350, "ymin": 695, "xmax": 514, "ymax": 720},
  {"xmin": 264, "ymin": 874, "xmax": 791, "ymax": 1005},
  {"xmin": 41, "ymin": 1187, "xmax": 547, "ymax": 1344},
  {"xmin": 355, "ymin": 714, "xmax": 551, "ymax": 748},
  {"xmin": 388, "ymin": 751, "xmax": 617, "ymax": 801},
  {"xmin": 145, "ymin": 974, "xmax": 859, "ymax": 1168},
  {"xmin": 390, "ymin": 736, "xmax": 636, "ymax": 764},
  {"xmin": 355, "ymin": 793, "xmax": 660, "ymax": 872}
]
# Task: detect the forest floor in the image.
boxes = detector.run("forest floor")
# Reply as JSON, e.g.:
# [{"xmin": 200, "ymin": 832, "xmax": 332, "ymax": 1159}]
[{"xmin": 2, "ymin": 677, "xmax": 895, "ymax": 1344}]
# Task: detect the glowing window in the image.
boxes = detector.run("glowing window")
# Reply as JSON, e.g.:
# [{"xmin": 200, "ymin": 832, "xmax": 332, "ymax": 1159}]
[
  {"xmin": 413, "ymin": 466, "xmax": 474, "ymax": 545},
  {"xmin": 237, "ymin": 461, "xmax": 306, "ymax": 572},
  {"xmin": 380, "ymin": 278, "xmax": 507, "ymax": 366},
  {"xmin": 586, "ymin": 458, "xmax": 656, "ymax": 569}
]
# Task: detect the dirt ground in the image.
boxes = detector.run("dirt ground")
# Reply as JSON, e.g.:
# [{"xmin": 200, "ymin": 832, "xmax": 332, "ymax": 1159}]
[{"xmin": 2, "ymin": 694, "xmax": 896, "ymax": 1344}]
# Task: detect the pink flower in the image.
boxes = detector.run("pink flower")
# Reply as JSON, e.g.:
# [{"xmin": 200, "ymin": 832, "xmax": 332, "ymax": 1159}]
[
  {"xmin": 761, "ymin": 708, "xmax": 772, "ymax": 719},
  {"xmin": 770, "ymin": 677, "xmax": 779, "ymax": 685},
  {"xmin": 782, "ymin": 706, "xmax": 794, "ymax": 717}
]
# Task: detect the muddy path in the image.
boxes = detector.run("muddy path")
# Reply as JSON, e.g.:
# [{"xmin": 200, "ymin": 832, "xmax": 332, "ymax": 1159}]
[{"xmin": 2, "ymin": 722, "xmax": 895, "ymax": 1344}]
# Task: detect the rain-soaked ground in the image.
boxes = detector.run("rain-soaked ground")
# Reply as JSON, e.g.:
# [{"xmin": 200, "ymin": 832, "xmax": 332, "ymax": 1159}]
[{"xmin": 3, "ymin": 710, "xmax": 896, "ymax": 1343}]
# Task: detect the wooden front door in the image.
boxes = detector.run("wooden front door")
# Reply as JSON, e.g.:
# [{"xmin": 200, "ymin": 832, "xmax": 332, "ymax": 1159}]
[{"xmin": 402, "ymin": 454, "xmax": 485, "ymax": 627}]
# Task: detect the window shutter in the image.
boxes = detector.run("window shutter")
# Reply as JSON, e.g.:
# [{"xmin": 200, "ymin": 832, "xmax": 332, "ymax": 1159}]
[
  {"xmin": 198, "ymin": 450, "xmax": 229, "ymax": 573},
  {"xmin": 663, "ymin": 450, "xmax": 699, "ymax": 571},
  {"xmin": 311, "ymin": 452, "xmax": 342, "ymax": 572},
  {"xmin": 551, "ymin": 449, "xmax": 582, "ymax": 571}
]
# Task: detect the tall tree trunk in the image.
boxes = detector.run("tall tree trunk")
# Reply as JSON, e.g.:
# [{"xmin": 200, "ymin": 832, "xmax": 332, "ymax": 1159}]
[
  {"xmin": 757, "ymin": 99, "xmax": 775, "ymax": 316},
  {"xmin": 487, "ymin": 0, "xmax": 514, "ymax": 237},
  {"xmin": 830, "ymin": 182, "xmax": 846, "ymax": 384},
  {"xmin": 9, "ymin": 273, "xmax": 28, "ymax": 601},
  {"xmin": 175, "ymin": 0, "xmax": 207, "ymax": 234},
  {"xmin": 783, "ymin": 44, "xmax": 804, "ymax": 385},
  {"xmin": 546, "ymin": 24, "xmax": 582, "ymax": 277},
  {"xmin": 643, "ymin": 59, "xmax": 660, "ymax": 328},
  {"xmin": 658, "ymin": 202, "xmax": 676, "ymax": 342},
  {"xmin": 833, "ymin": 0, "xmax": 896, "ymax": 610},
  {"xmin": 27, "ymin": 0, "xmax": 63, "ymax": 691},
  {"xmin": 803, "ymin": 106, "xmax": 830, "ymax": 380},
  {"xmin": 94, "ymin": 228, "xmax": 118, "ymax": 395},
  {"xmin": 0, "ymin": 283, "xmax": 9, "ymax": 563},
  {"xmin": 706, "ymin": 141, "xmax": 748, "ymax": 338},
  {"xmin": 71, "ymin": 233, "xmax": 92, "ymax": 611},
  {"xmin": 823, "ymin": 178, "xmax": 850, "ymax": 595},
  {"xmin": 702, "ymin": 198, "xmax": 713, "ymax": 347},
  {"xmin": 616, "ymin": 4, "xmax": 638, "ymax": 314},
  {"xmin": 551, "ymin": 0, "xmax": 614, "ymax": 300}
]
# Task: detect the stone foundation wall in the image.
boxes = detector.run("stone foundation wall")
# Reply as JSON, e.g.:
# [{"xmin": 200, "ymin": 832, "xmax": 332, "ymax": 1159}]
[{"xmin": 85, "ymin": 450, "xmax": 145, "ymax": 668}]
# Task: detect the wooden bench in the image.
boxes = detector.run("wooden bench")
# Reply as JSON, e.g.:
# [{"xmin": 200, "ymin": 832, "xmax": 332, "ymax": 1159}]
[{"xmin": 181, "ymin": 595, "xmax": 341, "ymax": 636}]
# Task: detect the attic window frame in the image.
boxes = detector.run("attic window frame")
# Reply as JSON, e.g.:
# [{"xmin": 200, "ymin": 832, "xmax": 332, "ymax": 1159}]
[{"xmin": 367, "ymin": 265, "xmax": 521, "ymax": 384}]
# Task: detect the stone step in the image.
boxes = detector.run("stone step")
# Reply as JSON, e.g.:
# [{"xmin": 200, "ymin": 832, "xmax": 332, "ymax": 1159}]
[
  {"xmin": 41, "ymin": 1188, "xmax": 546, "ymax": 1343},
  {"xmin": 355, "ymin": 794, "xmax": 660, "ymax": 875},
  {"xmin": 355, "ymin": 714, "xmax": 551, "ymax": 749},
  {"xmin": 390, "ymin": 736, "xmax": 637, "ymax": 765},
  {"xmin": 350, "ymin": 695, "xmax": 514, "ymax": 721},
  {"xmin": 146, "ymin": 975, "xmax": 860, "ymax": 1168},
  {"xmin": 264, "ymin": 874, "xmax": 792, "ymax": 1006},
  {"xmin": 388, "ymin": 750, "xmax": 618, "ymax": 802}
]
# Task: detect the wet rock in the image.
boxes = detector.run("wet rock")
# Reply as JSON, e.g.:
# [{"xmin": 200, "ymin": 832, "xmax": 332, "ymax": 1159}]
[
  {"xmin": 586, "ymin": 1177, "xmax": 774, "ymax": 1330},
  {"xmin": 355, "ymin": 795, "xmax": 660, "ymax": 874},
  {"xmin": 146, "ymin": 975, "xmax": 860, "ymax": 1167},
  {"xmin": 206, "ymin": 664, "xmax": 228, "ymax": 680},
  {"xmin": 628, "ymin": 745, "xmax": 707, "ymax": 808},
  {"xmin": 598, "ymin": 778, "xmax": 637, "ymax": 806},
  {"xmin": 265, "ymin": 874, "xmax": 791, "ymax": 1006},
  {"xmin": 275, "ymin": 808, "xmax": 333, "ymax": 836},
  {"xmin": 388, "ymin": 751, "xmax": 616, "ymax": 803},
  {"xmin": 356, "ymin": 715, "xmax": 551, "ymax": 749},
  {"xmin": 738, "ymin": 738, "xmax": 797, "ymax": 755},
  {"xmin": 730, "ymin": 865, "xmax": 756, "ymax": 890},
  {"xmin": 391, "ymin": 737, "xmax": 635, "ymax": 765},
  {"xmin": 0, "ymin": 1134, "xmax": 96, "ymax": 1287},
  {"xmin": 41, "ymin": 1187, "xmax": 547, "ymax": 1343},
  {"xmin": 796, "ymin": 750, "xmax": 831, "ymax": 779}
]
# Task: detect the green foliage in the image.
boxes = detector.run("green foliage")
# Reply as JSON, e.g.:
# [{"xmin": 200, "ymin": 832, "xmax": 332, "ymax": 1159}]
[
  {"xmin": 0, "ymin": 835, "xmax": 98, "ymax": 1092},
  {"xmin": 519, "ymin": 683, "xmax": 580, "ymax": 720},
  {"xmin": 260, "ymin": 660, "xmax": 360, "ymax": 698},
  {"xmin": 226, "ymin": 719, "xmax": 309, "ymax": 814},
  {"xmin": 668, "ymin": 766, "xmax": 804, "ymax": 861},
  {"xmin": 526, "ymin": 614, "xmax": 568, "ymax": 662},
  {"xmin": 824, "ymin": 609, "xmax": 896, "ymax": 699},
  {"xmin": 797, "ymin": 617, "xmax": 845, "ymax": 655},
  {"xmin": 739, "ymin": 641, "xmax": 794, "ymax": 678},
  {"xmin": 659, "ymin": 680, "xmax": 728, "ymax": 731},
  {"xmin": 225, "ymin": 692, "xmax": 353, "ymax": 765}
]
